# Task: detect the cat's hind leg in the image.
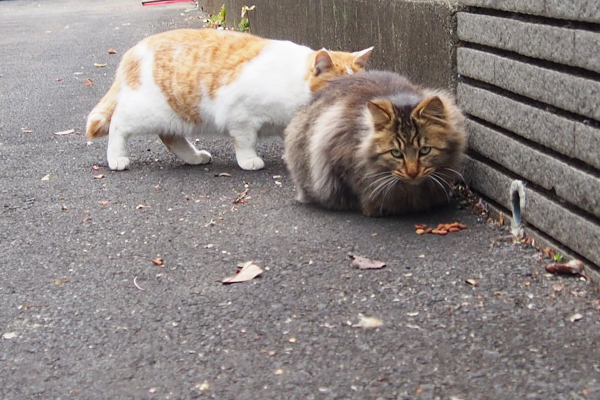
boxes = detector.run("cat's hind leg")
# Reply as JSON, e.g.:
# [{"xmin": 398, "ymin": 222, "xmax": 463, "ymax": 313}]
[
  {"xmin": 229, "ymin": 128, "xmax": 264, "ymax": 170},
  {"xmin": 159, "ymin": 134, "xmax": 212, "ymax": 165}
]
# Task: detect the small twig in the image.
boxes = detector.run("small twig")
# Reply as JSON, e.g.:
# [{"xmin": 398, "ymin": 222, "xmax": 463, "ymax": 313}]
[{"xmin": 133, "ymin": 276, "xmax": 145, "ymax": 291}]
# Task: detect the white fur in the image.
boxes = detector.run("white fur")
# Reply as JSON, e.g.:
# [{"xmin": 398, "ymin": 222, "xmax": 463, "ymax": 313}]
[
  {"xmin": 308, "ymin": 103, "xmax": 347, "ymax": 201},
  {"xmin": 106, "ymin": 40, "xmax": 315, "ymax": 171}
]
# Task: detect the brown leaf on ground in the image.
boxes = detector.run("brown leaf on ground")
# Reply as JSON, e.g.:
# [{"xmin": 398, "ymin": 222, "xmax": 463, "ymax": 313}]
[
  {"xmin": 92, "ymin": 174, "xmax": 105, "ymax": 179},
  {"xmin": 107, "ymin": 48, "xmax": 117, "ymax": 54},
  {"xmin": 349, "ymin": 254, "xmax": 386, "ymax": 270},
  {"xmin": 84, "ymin": 78, "xmax": 94, "ymax": 86},
  {"xmin": 222, "ymin": 261, "xmax": 263, "ymax": 284},
  {"xmin": 545, "ymin": 260, "xmax": 588, "ymax": 280},
  {"xmin": 151, "ymin": 257, "xmax": 164, "ymax": 266}
]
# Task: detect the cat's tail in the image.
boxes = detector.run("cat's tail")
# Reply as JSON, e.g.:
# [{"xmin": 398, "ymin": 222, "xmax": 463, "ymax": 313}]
[{"xmin": 85, "ymin": 79, "xmax": 120, "ymax": 139}]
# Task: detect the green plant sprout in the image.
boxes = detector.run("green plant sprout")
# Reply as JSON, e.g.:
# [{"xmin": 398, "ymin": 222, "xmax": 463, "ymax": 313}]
[{"xmin": 204, "ymin": 5, "xmax": 255, "ymax": 32}]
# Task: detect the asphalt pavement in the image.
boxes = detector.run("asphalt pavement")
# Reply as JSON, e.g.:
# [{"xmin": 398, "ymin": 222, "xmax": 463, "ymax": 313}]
[{"xmin": 1, "ymin": 1, "xmax": 599, "ymax": 399}]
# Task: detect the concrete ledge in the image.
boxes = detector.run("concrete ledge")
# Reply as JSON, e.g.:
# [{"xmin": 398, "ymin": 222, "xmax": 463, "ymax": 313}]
[
  {"xmin": 465, "ymin": 120, "xmax": 600, "ymax": 217},
  {"xmin": 459, "ymin": 0, "xmax": 600, "ymax": 24},
  {"xmin": 201, "ymin": 0, "xmax": 462, "ymax": 90},
  {"xmin": 465, "ymin": 157, "xmax": 600, "ymax": 267},
  {"xmin": 457, "ymin": 13, "xmax": 600, "ymax": 74},
  {"xmin": 458, "ymin": 83, "xmax": 600, "ymax": 170},
  {"xmin": 458, "ymin": 48, "xmax": 600, "ymax": 121}
]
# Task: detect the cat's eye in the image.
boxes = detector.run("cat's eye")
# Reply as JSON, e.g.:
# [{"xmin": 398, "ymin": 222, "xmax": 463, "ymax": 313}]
[
  {"xmin": 419, "ymin": 146, "xmax": 432, "ymax": 156},
  {"xmin": 390, "ymin": 149, "xmax": 403, "ymax": 158}
]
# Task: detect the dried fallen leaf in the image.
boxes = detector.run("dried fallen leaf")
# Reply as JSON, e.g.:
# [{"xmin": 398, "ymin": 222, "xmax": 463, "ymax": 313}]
[
  {"xmin": 222, "ymin": 261, "xmax": 263, "ymax": 284},
  {"xmin": 545, "ymin": 260, "xmax": 585, "ymax": 276},
  {"xmin": 41, "ymin": 174, "xmax": 51, "ymax": 181},
  {"xmin": 353, "ymin": 313, "xmax": 383, "ymax": 329},
  {"xmin": 136, "ymin": 204, "xmax": 149, "ymax": 209},
  {"xmin": 55, "ymin": 278, "xmax": 70, "ymax": 286},
  {"xmin": 569, "ymin": 313, "xmax": 583, "ymax": 323},
  {"xmin": 93, "ymin": 63, "xmax": 107, "ymax": 67},
  {"xmin": 54, "ymin": 129, "xmax": 75, "ymax": 135},
  {"xmin": 92, "ymin": 174, "xmax": 105, "ymax": 179},
  {"xmin": 216, "ymin": 172, "xmax": 232, "ymax": 177},
  {"xmin": 84, "ymin": 78, "xmax": 94, "ymax": 86},
  {"xmin": 349, "ymin": 254, "xmax": 386, "ymax": 270},
  {"xmin": 465, "ymin": 279, "xmax": 478, "ymax": 287},
  {"xmin": 151, "ymin": 257, "xmax": 164, "ymax": 266},
  {"xmin": 107, "ymin": 48, "xmax": 117, "ymax": 54}
]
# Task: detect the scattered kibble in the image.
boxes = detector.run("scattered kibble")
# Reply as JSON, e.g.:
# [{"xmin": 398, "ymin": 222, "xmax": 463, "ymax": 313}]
[{"xmin": 414, "ymin": 222, "xmax": 467, "ymax": 236}]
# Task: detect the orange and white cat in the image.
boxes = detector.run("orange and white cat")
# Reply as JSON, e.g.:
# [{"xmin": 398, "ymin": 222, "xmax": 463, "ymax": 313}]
[{"xmin": 86, "ymin": 28, "xmax": 373, "ymax": 170}]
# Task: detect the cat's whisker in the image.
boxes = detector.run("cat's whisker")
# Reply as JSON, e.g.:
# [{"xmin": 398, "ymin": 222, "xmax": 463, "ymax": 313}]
[
  {"xmin": 362, "ymin": 171, "xmax": 392, "ymax": 181},
  {"xmin": 365, "ymin": 173, "xmax": 393, "ymax": 193},
  {"xmin": 428, "ymin": 175, "xmax": 451, "ymax": 202},
  {"xmin": 379, "ymin": 178, "xmax": 399, "ymax": 215},
  {"xmin": 439, "ymin": 167, "xmax": 466, "ymax": 183},
  {"xmin": 368, "ymin": 175, "xmax": 396, "ymax": 201},
  {"xmin": 431, "ymin": 172, "xmax": 454, "ymax": 190}
]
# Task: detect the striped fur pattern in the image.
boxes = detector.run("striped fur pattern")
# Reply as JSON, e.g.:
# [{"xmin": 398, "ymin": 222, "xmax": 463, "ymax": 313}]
[{"xmin": 283, "ymin": 71, "xmax": 466, "ymax": 216}]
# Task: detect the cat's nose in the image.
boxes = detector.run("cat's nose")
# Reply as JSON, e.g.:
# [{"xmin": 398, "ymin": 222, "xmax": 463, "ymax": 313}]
[{"xmin": 406, "ymin": 162, "xmax": 419, "ymax": 179}]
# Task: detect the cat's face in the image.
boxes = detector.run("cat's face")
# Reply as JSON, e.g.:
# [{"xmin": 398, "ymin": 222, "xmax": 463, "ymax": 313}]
[
  {"xmin": 366, "ymin": 95, "xmax": 465, "ymax": 186},
  {"xmin": 306, "ymin": 47, "xmax": 373, "ymax": 92}
]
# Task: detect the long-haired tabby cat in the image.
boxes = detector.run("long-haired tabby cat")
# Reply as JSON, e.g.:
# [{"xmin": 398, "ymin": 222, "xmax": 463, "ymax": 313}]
[
  {"xmin": 86, "ymin": 28, "xmax": 372, "ymax": 171},
  {"xmin": 283, "ymin": 70, "xmax": 466, "ymax": 216}
]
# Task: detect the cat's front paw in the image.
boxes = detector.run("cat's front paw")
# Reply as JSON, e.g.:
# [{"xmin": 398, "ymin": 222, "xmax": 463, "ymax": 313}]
[
  {"xmin": 237, "ymin": 156, "xmax": 265, "ymax": 171},
  {"xmin": 108, "ymin": 157, "xmax": 130, "ymax": 171}
]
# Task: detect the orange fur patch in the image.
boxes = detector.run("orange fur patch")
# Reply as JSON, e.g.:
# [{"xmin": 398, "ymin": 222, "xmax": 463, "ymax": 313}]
[
  {"xmin": 121, "ymin": 49, "xmax": 141, "ymax": 90},
  {"xmin": 306, "ymin": 50, "xmax": 370, "ymax": 93},
  {"xmin": 147, "ymin": 29, "xmax": 269, "ymax": 124}
]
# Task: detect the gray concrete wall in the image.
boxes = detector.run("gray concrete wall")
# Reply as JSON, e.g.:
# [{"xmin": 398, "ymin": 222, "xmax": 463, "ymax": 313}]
[
  {"xmin": 199, "ymin": 0, "xmax": 600, "ymax": 267},
  {"xmin": 457, "ymin": 0, "xmax": 600, "ymax": 267},
  {"xmin": 201, "ymin": 0, "xmax": 461, "ymax": 90}
]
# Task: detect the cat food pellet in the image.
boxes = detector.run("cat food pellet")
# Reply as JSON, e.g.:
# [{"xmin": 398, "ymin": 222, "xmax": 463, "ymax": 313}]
[{"xmin": 415, "ymin": 222, "xmax": 466, "ymax": 235}]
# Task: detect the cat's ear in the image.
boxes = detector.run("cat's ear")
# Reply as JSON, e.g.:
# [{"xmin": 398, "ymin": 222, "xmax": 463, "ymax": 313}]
[
  {"xmin": 367, "ymin": 99, "xmax": 394, "ymax": 130},
  {"xmin": 353, "ymin": 46, "xmax": 374, "ymax": 69},
  {"xmin": 412, "ymin": 96, "xmax": 447, "ymax": 123},
  {"xmin": 312, "ymin": 49, "xmax": 335, "ymax": 76}
]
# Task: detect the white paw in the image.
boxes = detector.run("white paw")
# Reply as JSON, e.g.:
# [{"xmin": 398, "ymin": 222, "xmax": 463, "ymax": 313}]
[
  {"xmin": 186, "ymin": 150, "xmax": 212, "ymax": 165},
  {"xmin": 108, "ymin": 157, "xmax": 130, "ymax": 171},
  {"xmin": 238, "ymin": 156, "xmax": 265, "ymax": 171}
]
